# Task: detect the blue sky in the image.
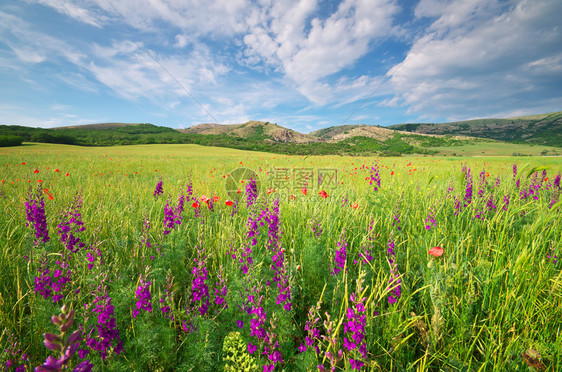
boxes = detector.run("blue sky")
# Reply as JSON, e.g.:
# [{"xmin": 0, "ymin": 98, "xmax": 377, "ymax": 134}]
[{"xmin": 1, "ymin": 0, "xmax": 561, "ymax": 133}]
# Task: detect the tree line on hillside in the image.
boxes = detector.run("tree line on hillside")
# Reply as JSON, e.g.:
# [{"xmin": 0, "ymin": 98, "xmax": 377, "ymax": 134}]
[{"xmin": 0, "ymin": 123, "xmax": 438, "ymax": 156}]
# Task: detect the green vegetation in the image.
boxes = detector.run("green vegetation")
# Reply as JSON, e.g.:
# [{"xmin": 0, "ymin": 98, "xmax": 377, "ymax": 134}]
[
  {"xmin": 0, "ymin": 134, "xmax": 23, "ymax": 147},
  {"xmin": 0, "ymin": 144, "xmax": 561, "ymax": 371},
  {"xmin": 390, "ymin": 111, "xmax": 562, "ymax": 147}
]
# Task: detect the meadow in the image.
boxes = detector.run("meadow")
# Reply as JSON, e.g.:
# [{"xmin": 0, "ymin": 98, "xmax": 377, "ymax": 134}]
[{"xmin": 1, "ymin": 143, "xmax": 561, "ymax": 371}]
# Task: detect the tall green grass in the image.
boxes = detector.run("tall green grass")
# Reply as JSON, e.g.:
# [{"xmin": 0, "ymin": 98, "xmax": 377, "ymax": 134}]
[{"xmin": 0, "ymin": 143, "xmax": 561, "ymax": 371}]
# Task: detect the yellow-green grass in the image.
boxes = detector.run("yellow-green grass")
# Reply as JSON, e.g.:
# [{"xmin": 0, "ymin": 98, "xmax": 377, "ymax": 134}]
[
  {"xmin": 431, "ymin": 141, "xmax": 561, "ymax": 156},
  {"xmin": 1, "ymin": 142, "xmax": 561, "ymax": 371}
]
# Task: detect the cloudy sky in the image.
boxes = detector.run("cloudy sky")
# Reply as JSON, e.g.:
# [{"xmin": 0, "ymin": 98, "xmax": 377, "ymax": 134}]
[{"xmin": 1, "ymin": 0, "xmax": 561, "ymax": 132}]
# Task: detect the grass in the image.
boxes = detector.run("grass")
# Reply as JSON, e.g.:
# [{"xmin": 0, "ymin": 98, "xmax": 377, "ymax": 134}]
[
  {"xmin": 430, "ymin": 142, "xmax": 561, "ymax": 156},
  {"xmin": 0, "ymin": 142, "xmax": 561, "ymax": 371}
]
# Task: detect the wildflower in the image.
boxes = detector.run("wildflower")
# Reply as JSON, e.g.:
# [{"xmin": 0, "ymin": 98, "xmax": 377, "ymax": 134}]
[
  {"xmin": 301, "ymin": 187, "xmax": 307, "ymax": 196},
  {"xmin": 37, "ymin": 305, "xmax": 93, "ymax": 372},
  {"xmin": 83, "ymin": 278, "xmax": 124, "ymax": 360},
  {"xmin": 132, "ymin": 271, "xmax": 152, "ymax": 318},
  {"xmin": 351, "ymin": 202, "xmax": 358, "ymax": 209},
  {"xmin": 246, "ymin": 178, "xmax": 258, "ymax": 207},
  {"xmin": 192, "ymin": 201, "xmax": 200, "ymax": 208},
  {"xmin": 319, "ymin": 190, "xmax": 328, "ymax": 198},
  {"xmin": 387, "ymin": 239, "xmax": 401, "ymax": 304},
  {"xmin": 247, "ymin": 342, "xmax": 257, "ymax": 354},
  {"xmin": 25, "ymin": 186, "xmax": 50, "ymax": 245},
  {"xmin": 153, "ymin": 179, "xmax": 163, "ymax": 198},
  {"xmin": 57, "ymin": 194, "xmax": 86, "ymax": 253},
  {"xmin": 332, "ymin": 230, "xmax": 347, "ymax": 275},
  {"xmin": 225, "ymin": 200, "xmax": 233, "ymax": 206},
  {"xmin": 428, "ymin": 246, "xmax": 443, "ymax": 257}
]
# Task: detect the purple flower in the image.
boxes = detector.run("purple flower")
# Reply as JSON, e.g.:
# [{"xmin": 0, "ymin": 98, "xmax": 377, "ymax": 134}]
[
  {"xmin": 57, "ymin": 194, "xmax": 86, "ymax": 253},
  {"xmin": 236, "ymin": 320, "xmax": 244, "ymax": 328},
  {"xmin": 247, "ymin": 342, "xmax": 257, "ymax": 354},
  {"xmin": 25, "ymin": 187, "xmax": 49, "ymax": 244},
  {"xmin": 387, "ymin": 239, "xmax": 401, "ymax": 304},
  {"xmin": 350, "ymin": 358, "xmax": 364, "ymax": 370},
  {"xmin": 154, "ymin": 179, "xmax": 163, "ymax": 197},
  {"xmin": 332, "ymin": 230, "xmax": 347, "ymax": 276},
  {"xmin": 246, "ymin": 178, "xmax": 258, "ymax": 208},
  {"xmin": 83, "ymin": 278, "xmax": 124, "ymax": 360},
  {"xmin": 132, "ymin": 271, "xmax": 152, "ymax": 318},
  {"xmin": 463, "ymin": 168, "xmax": 473, "ymax": 207}
]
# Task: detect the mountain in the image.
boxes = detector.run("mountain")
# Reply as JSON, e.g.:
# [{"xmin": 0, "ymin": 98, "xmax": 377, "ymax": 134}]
[
  {"xmin": 389, "ymin": 111, "xmax": 562, "ymax": 147},
  {"xmin": 179, "ymin": 121, "xmax": 320, "ymax": 143}
]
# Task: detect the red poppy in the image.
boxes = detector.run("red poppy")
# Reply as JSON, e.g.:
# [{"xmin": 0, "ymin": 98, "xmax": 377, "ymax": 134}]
[
  {"xmin": 43, "ymin": 188, "xmax": 49, "ymax": 194},
  {"xmin": 319, "ymin": 190, "xmax": 328, "ymax": 198},
  {"xmin": 37, "ymin": 179, "xmax": 42, "ymax": 183},
  {"xmin": 544, "ymin": 177, "xmax": 549, "ymax": 182},
  {"xmin": 55, "ymin": 169, "xmax": 60, "ymax": 172},
  {"xmin": 267, "ymin": 188, "xmax": 275, "ymax": 194},
  {"xmin": 33, "ymin": 169, "xmax": 39, "ymax": 173},
  {"xmin": 351, "ymin": 203, "xmax": 359, "ymax": 209},
  {"xmin": 48, "ymin": 194, "xmax": 54, "ymax": 200},
  {"xmin": 192, "ymin": 202, "xmax": 200, "ymax": 208},
  {"xmin": 21, "ymin": 162, "xmax": 25, "ymax": 165},
  {"xmin": 289, "ymin": 195, "xmax": 295, "ymax": 200},
  {"xmin": 237, "ymin": 188, "xmax": 242, "ymax": 194},
  {"xmin": 428, "ymin": 247, "xmax": 444, "ymax": 257},
  {"xmin": 225, "ymin": 200, "xmax": 233, "ymax": 206},
  {"xmin": 391, "ymin": 171, "xmax": 395, "ymax": 175},
  {"xmin": 213, "ymin": 195, "xmax": 220, "ymax": 202},
  {"xmin": 301, "ymin": 187, "xmax": 307, "ymax": 196},
  {"xmin": 201, "ymin": 195, "xmax": 210, "ymax": 204},
  {"xmin": 65, "ymin": 173, "xmax": 69, "ymax": 176}
]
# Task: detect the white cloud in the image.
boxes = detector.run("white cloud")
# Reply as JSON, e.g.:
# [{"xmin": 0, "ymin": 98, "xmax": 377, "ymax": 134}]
[
  {"xmin": 242, "ymin": 0, "xmax": 400, "ymax": 104},
  {"xmin": 27, "ymin": 0, "xmax": 105, "ymax": 27},
  {"xmin": 390, "ymin": 0, "xmax": 562, "ymax": 119}
]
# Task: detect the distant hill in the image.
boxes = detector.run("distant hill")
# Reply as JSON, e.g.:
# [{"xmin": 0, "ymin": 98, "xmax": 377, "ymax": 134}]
[
  {"xmin": 389, "ymin": 111, "xmax": 562, "ymax": 147},
  {"xmin": 180, "ymin": 121, "xmax": 320, "ymax": 143},
  {"xmin": 51, "ymin": 122, "xmax": 144, "ymax": 130},
  {"xmin": 1, "ymin": 111, "xmax": 560, "ymax": 155}
]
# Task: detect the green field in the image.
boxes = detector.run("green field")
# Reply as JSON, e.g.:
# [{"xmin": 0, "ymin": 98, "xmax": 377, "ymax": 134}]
[
  {"xmin": 428, "ymin": 142, "xmax": 560, "ymax": 157},
  {"xmin": 1, "ymin": 143, "xmax": 561, "ymax": 371}
]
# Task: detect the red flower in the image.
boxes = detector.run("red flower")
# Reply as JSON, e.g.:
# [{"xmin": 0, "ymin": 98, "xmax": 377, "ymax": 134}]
[
  {"xmin": 428, "ymin": 247, "xmax": 444, "ymax": 257},
  {"xmin": 213, "ymin": 195, "xmax": 220, "ymax": 202},
  {"xmin": 225, "ymin": 200, "xmax": 233, "ymax": 206},
  {"xmin": 267, "ymin": 188, "xmax": 275, "ymax": 194},
  {"xmin": 201, "ymin": 195, "xmax": 210, "ymax": 204},
  {"xmin": 37, "ymin": 179, "xmax": 43, "ymax": 183},
  {"xmin": 21, "ymin": 162, "xmax": 26, "ymax": 165},
  {"xmin": 55, "ymin": 169, "xmax": 60, "ymax": 172},
  {"xmin": 301, "ymin": 187, "xmax": 307, "ymax": 196},
  {"xmin": 48, "ymin": 194, "xmax": 54, "ymax": 200},
  {"xmin": 351, "ymin": 203, "xmax": 359, "ymax": 209},
  {"xmin": 391, "ymin": 171, "xmax": 395, "ymax": 175},
  {"xmin": 65, "ymin": 173, "xmax": 69, "ymax": 176},
  {"xmin": 319, "ymin": 190, "xmax": 328, "ymax": 198},
  {"xmin": 33, "ymin": 169, "xmax": 39, "ymax": 173},
  {"xmin": 192, "ymin": 202, "xmax": 200, "ymax": 208}
]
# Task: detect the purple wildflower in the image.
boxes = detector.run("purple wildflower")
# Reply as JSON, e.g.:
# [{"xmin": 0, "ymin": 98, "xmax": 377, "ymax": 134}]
[
  {"xmin": 132, "ymin": 270, "xmax": 152, "ymax": 318},
  {"xmin": 82, "ymin": 277, "xmax": 124, "ymax": 361},
  {"xmin": 57, "ymin": 194, "xmax": 86, "ymax": 253},
  {"xmin": 246, "ymin": 178, "xmax": 258, "ymax": 208},
  {"xmin": 25, "ymin": 186, "xmax": 49, "ymax": 245},
  {"xmin": 387, "ymin": 239, "xmax": 401, "ymax": 304},
  {"xmin": 332, "ymin": 230, "xmax": 347, "ymax": 276},
  {"xmin": 153, "ymin": 179, "xmax": 163, "ymax": 198}
]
